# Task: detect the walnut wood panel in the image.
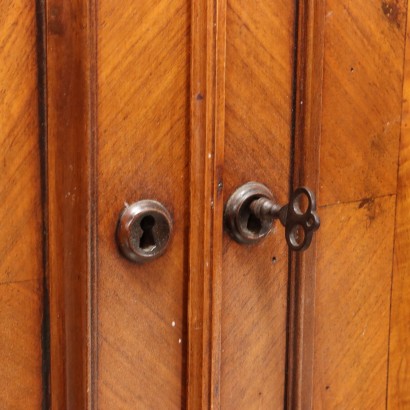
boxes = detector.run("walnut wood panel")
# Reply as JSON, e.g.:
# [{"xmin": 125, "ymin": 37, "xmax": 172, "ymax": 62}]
[
  {"xmin": 314, "ymin": 197, "xmax": 396, "ymax": 408},
  {"xmin": 286, "ymin": 1, "xmax": 325, "ymax": 408},
  {"xmin": 388, "ymin": 4, "xmax": 410, "ymax": 405},
  {"xmin": 0, "ymin": 0, "xmax": 42, "ymax": 285},
  {"xmin": 46, "ymin": 0, "xmax": 96, "ymax": 407},
  {"xmin": 187, "ymin": 0, "xmax": 226, "ymax": 407},
  {"xmin": 0, "ymin": 281, "xmax": 43, "ymax": 408},
  {"xmin": 319, "ymin": 0, "xmax": 406, "ymax": 205},
  {"xmin": 306, "ymin": 1, "xmax": 408, "ymax": 408},
  {"xmin": 221, "ymin": 1, "xmax": 295, "ymax": 407},
  {"xmin": 96, "ymin": 0, "xmax": 190, "ymax": 407},
  {"xmin": 39, "ymin": 1, "xmax": 410, "ymax": 408},
  {"xmin": 0, "ymin": 0, "xmax": 43, "ymax": 407}
]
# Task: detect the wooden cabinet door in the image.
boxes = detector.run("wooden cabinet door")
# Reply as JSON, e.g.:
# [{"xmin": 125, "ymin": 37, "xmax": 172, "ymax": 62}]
[
  {"xmin": 12, "ymin": 0, "xmax": 407, "ymax": 408},
  {"xmin": 45, "ymin": 0, "xmax": 295, "ymax": 407},
  {"xmin": 309, "ymin": 2, "xmax": 407, "ymax": 408}
]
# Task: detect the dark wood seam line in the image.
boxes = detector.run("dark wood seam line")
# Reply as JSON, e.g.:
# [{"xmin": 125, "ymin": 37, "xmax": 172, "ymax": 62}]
[
  {"xmin": 319, "ymin": 192, "xmax": 397, "ymax": 209},
  {"xmin": 385, "ymin": 4, "xmax": 409, "ymax": 408},
  {"xmin": 34, "ymin": 0, "xmax": 50, "ymax": 408},
  {"xmin": 208, "ymin": 0, "xmax": 218, "ymax": 406},
  {"xmin": 0, "ymin": 278, "xmax": 45, "ymax": 287},
  {"xmin": 180, "ymin": 1, "xmax": 190, "ymax": 404},
  {"xmin": 89, "ymin": 0, "xmax": 99, "ymax": 407},
  {"xmin": 284, "ymin": 0, "xmax": 300, "ymax": 408}
]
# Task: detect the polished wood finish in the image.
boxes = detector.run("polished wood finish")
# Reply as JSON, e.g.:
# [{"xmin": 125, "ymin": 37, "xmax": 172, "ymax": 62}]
[
  {"xmin": 311, "ymin": 1, "xmax": 407, "ymax": 408},
  {"xmin": 4, "ymin": 0, "xmax": 410, "ymax": 407},
  {"xmin": 46, "ymin": 0, "xmax": 96, "ymax": 407},
  {"xmin": 315, "ymin": 197, "xmax": 395, "ymax": 408},
  {"xmin": 96, "ymin": 0, "xmax": 190, "ymax": 407},
  {"xmin": 187, "ymin": 0, "xmax": 226, "ymax": 407},
  {"xmin": 0, "ymin": 282, "xmax": 43, "ymax": 408},
  {"xmin": 0, "ymin": 0, "xmax": 43, "ymax": 407},
  {"xmin": 221, "ymin": 0, "xmax": 295, "ymax": 407},
  {"xmin": 388, "ymin": 3, "xmax": 410, "ymax": 405},
  {"xmin": 319, "ymin": 0, "xmax": 406, "ymax": 205},
  {"xmin": 286, "ymin": 1, "xmax": 325, "ymax": 407}
]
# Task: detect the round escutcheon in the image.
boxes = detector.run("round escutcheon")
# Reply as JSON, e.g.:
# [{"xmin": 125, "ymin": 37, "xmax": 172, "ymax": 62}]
[
  {"xmin": 224, "ymin": 182, "xmax": 276, "ymax": 244},
  {"xmin": 116, "ymin": 200, "xmax": 173, "ymax": 263}
]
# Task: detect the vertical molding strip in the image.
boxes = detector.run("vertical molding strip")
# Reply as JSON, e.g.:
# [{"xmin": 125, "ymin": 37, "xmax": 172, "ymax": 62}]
[
  {"xmin": 388, "ymin": 2, "xmax": 410, "ymax": 406},
  {"xmin": 286, "ymin": 0, "xmax": 325, "ymax": 408},
  {"xmin": 187, "ymin": 0, "xmax": 226, "ymax": 407},
  {"xmin": 34, "ymin": 0, "xmax": 51, "ymax": 408},
  {"xmin": 46, "ymin": 1, "xmax": 97, "ymax": 408}
]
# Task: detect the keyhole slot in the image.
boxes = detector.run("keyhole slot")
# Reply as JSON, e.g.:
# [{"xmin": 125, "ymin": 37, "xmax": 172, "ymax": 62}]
[
  {"xmin": 247, "ymin": 213, "xmax": 262, "ymax": 234},
  {"xmin": 139, "ymin": 215, "xmax": 156, "ymax": 251}
]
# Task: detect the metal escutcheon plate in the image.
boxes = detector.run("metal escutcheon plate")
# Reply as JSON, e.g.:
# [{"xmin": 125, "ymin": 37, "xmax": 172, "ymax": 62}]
[
  {"xmin": 224, "ymin": 182, "xmax": 276, "ymax": 244},
  {"xmin": 116, "ymin": 200, "xmax": 173, "ymax": 263}
]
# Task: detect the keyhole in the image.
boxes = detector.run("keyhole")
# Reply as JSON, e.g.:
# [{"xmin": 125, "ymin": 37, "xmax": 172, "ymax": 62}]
[
  {"xmin": 247, "ymin": 213, "xmax": 262, "ymax": 234},
  {"xmin": 139, "ymin": 215, "xmax": 156, "ymax": 251}
]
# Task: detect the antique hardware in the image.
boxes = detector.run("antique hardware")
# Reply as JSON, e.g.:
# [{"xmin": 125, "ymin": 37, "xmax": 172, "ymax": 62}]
[
  {"xmin": 116, "ymin": 200, "xmax": 173, "ymax": 263},
  {"xmin": 224, "ymin": 182, "xmax": 320, "ymax": 251}
]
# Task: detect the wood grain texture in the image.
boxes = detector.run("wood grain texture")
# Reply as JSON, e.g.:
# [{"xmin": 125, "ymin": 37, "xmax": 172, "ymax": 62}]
[
  {"xmin": 0, "ymin": 0, "xmax": 42, "ymax": 285},
  {"xmin": 221, "ymin": 0, "xmax": 295, "ymax": 407},
  {"xmin": 314, "ymin": 197, "xmax": 396, "ymax": 409},
  {"xmin": 97, "ymin": 0, "xmax": 190, "ymax": 407},
  {"xmin": 46, "ymin": 0, "xmax": 96, "ymax": 407},
  {"xmin": 319, "ymin": 0, "xmax": 407, "ymax": 205},
  {"xmin": 0, "ymin": 281, "xmax": 43, "ymax": 408},
  {"xmin": 286, "ymin": 1, "xmax": 325, "ymax": 408},
  {"xmin": 309, "ymin": 1, "xmax": 408, "ymax": 408},
  {"xmin": 0, "ymin": 0, "xmax": 43, "ymax": 407},
  {"xmin": 388, "ymin": 3, "xmax": 410, "ymax": 406},
  {"xmin": 187, "ymin": 0, "xmax": 226, "ymax": 407}
]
